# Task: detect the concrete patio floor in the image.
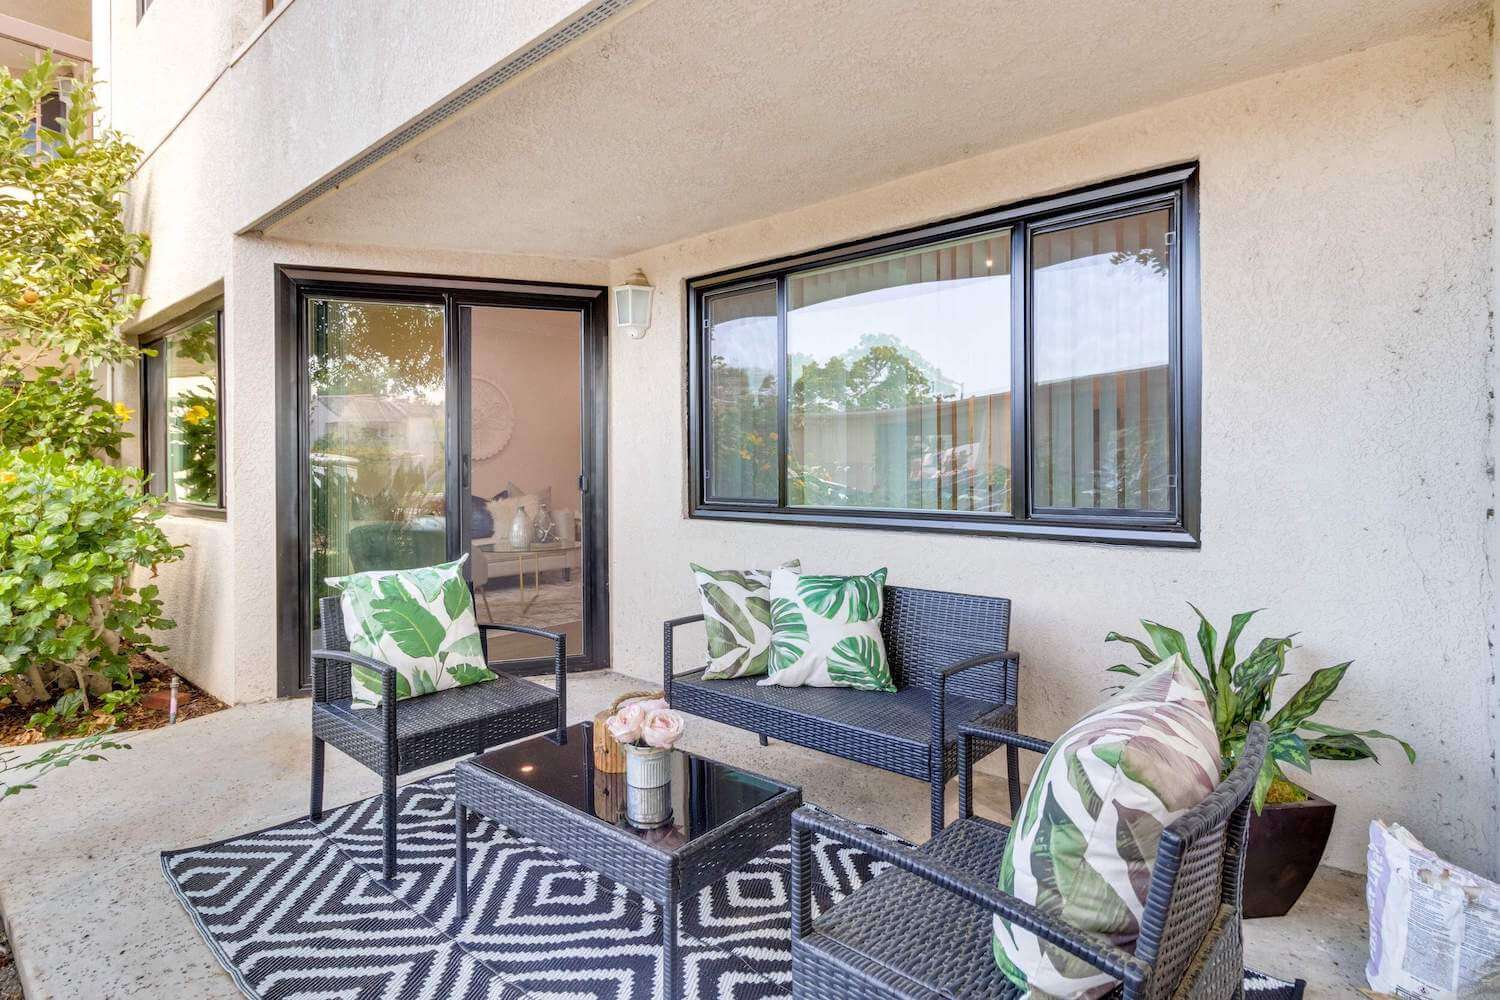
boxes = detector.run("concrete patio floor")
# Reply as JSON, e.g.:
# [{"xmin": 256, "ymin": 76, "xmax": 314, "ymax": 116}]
[{"xmin": 0, "ymin": 670, "xmax": 1365, "ymax": 998}]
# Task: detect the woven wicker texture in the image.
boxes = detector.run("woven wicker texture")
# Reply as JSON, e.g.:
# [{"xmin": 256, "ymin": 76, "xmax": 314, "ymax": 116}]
[
  {"xmin": 665, "ymin": 585, "xmax": 1017, "ymax": 836},
  {"xmin": 671, "ymin": 675, "xmax": 1001, "ymax": 773},
  {"xmin": 319, "ymin": 678, "xmax": 558, "ymax": 770},
  {"xmin": 789, "ymin": 722, "xmax": 1270, "ymax": 1000},
  {"xmin": 310, "ymin": 593, "xmax": 565, "ymax": 882},
  {"xmin": 880, "ymin": 586, "xmax": 1012, "ymax": 701},
  {"xmin": 809, "ymin": 817, "xmax": 1018, "ymax": 997},
  {"xmin": 454, "ymin": 728, "xmax": 801, "ymax": 1000}
]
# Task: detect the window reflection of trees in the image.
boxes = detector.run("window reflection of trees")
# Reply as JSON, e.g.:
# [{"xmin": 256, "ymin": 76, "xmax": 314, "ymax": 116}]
[
  {"xmin": 308, "ymin": 301, "xmax": 447, "ymax": 601},
  {"xmin": 786, "ymin": 335, "xmax": 1008, "ymax": 513},
  {"xmin": 162, "ymin": 315, "xmax": 220, "ymax": 506}
]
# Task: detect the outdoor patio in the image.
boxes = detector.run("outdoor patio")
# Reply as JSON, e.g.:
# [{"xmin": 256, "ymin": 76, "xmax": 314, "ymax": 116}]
[
  {"xmin": 1, "ymin": 671, "xmax": 1363, "ymax": 999},
  {"xmin": 5, "ymin": 1, "xmax": 1500, "ymax": 997}
]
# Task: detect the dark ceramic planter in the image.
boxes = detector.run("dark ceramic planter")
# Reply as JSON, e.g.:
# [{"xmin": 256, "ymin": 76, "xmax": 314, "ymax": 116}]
[{"xmin": 1243, "ymin": 791, "xmax": 1336, "ymax": 918}]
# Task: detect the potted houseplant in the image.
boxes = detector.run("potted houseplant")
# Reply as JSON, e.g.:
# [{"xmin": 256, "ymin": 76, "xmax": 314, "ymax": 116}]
[
  {"xmin": 1105, "ymin": 607, "xmax": 1414, "ymax": 917},
  {"xmin": 605, "ymin": 699, "xmax": 686, "ymax": 827}
]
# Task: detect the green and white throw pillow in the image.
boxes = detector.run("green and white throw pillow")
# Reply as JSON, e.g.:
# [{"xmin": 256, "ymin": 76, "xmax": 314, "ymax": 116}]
[
  {"xmin": 328, "ymin": 554, "xmax": 493, "ymax": 706},
  {"xmin": 691, "ymin": 560, "xmax": 800, "ymax": 679},
  {"xmin": 758, "ymin": 566, "xmax": 894, "ymax": 692},
  {"xmin": 993, "ymin": 654, "xmax": 1220, "ymax": 998}
]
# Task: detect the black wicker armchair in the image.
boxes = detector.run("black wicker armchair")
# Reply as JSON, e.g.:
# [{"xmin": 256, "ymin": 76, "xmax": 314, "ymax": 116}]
[
  {"xmin": 666, "ymin": 585, "xmax": 1018, "ymax": 836},
  {"xmin": 790, "ymin": 713, "xmax": 1270, "ymax": 999},
  {"xmin": 310, "ymin": 594, "xmax": 566, "ymax": 882}
]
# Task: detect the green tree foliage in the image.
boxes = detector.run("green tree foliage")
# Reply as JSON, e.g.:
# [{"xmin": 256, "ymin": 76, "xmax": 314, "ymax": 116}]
[
  {"xmin": 1, "ymin": 55, "xmax": 149, "ymax": 452},
  {"xmin": 0, "ymin": 58, "xmax": 178, "ymax": 731},
  {"xmin": 791, "ymin": 343, "xmax": 936, "ymax": 414}
]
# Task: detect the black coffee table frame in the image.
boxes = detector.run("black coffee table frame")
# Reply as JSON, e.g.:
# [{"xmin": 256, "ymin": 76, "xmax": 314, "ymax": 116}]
[{"xmin": 453, "ymin": 728, "xmax": 801, "ymax": 1000}]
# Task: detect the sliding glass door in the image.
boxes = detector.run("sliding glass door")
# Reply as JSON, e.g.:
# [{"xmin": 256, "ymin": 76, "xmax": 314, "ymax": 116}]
[
  {"xmin": 463, "ymin": 306, "xmax": 588, "ymax": 665},
  {"xmin": 306, "ymin": 298, "xmax": 448, "ymax": 645},
  {"xmin": 284, "ymin": 273, "xmax": 609, "ymax": 693}
]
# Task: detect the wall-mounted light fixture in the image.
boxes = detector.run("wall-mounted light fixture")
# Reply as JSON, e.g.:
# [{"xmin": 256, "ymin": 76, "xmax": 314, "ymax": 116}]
[{"xmin": 612, "ymin": 269, "xmax": 654, "ymax": 339}]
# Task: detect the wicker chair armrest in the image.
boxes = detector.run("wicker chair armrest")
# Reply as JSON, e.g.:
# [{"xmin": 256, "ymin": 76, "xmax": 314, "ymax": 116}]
[
  {"xmin": 937, "ymin": 649, "xmax": 1019, "ymax": 678},
  {"xmin": 308, "ymin": 649, "xmax": 399, "ymax": 734},
  {"xmin": 959, "ymin": 715, "xmax": 1054, "ymax": 757},
  {"xmin": 957, "ymin": 712, "xmax": 1053, "ymax": 818},
  {"xmin": 930, "ymin": 651, "xmax": 1021, "ymax": 778},
  {"xmin": 477, "ymin": 621, "xmax": 563, "ymax": 642},
  {"xmin": 938, "ymin": 648, "xmax": 1021, "ymax": 708},
  {"xmin": 310, "ymin": 647, "xmax": 401, "ymax": 678},
  {"xmin": 662, "ymin": 614, "xmax": 706, "ymax": 701},
  {"xmin": 790, "ymin": 807, "xmax": 1148, "ymax": 991},
  {"xmin": 476, "ymin": 623, "xmax": 566, "ymax": 736}
]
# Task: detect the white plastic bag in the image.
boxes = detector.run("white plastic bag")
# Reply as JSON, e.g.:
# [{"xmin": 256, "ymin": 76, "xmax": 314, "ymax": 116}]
[{"xmin": 1366, "ymin": 820, "xmax": 1500, "ymax": 997}]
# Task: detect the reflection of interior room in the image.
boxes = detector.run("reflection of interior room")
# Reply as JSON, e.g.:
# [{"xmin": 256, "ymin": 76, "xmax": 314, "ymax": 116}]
[{"xmin": 468, "ymin": 307, "xmax": 584, "ymax": 664}]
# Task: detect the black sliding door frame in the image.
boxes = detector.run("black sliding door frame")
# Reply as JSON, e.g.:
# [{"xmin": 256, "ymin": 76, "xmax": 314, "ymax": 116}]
[{"xmin": 274, "ymin": 266, "xmax": 610, "ymax": 697}]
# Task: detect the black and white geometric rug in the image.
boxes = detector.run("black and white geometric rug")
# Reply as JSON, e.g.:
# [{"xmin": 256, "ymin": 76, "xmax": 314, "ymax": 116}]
[{"xmin": 162, "ymin": 772, "xmax": 1306, "ymax": 999}]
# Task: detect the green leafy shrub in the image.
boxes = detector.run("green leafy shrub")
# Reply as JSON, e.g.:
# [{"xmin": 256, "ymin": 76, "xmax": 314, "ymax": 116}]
[
  {"xmin": 0, "ymin": 449, "xmax": 181, "ymax": 713},
  {"xmin": 0, "ymin": 58, "xmax": 174, "ymax": 738},
  {"xmin": 0, "ymin": 369, "xmax": 127, "ymax": 457},
  {"xmin": 1, "ymin": 731, "xmax": 130, "ymax": 798},
  {"xmin": 1106, "ymin": 607, "xmax": 1414, "ymax": 811}
]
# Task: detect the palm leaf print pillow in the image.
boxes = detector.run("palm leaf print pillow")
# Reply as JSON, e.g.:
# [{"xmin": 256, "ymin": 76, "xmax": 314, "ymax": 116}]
[
  {"xmin": 993, "ymin": 654, "xmax": 1219, "ymax": 998},
  {"xmin": 758, "ymin": 567, "xmax": 894, "ymax": 691},
  {"xmin": 691, "ymin": 560, "xmax": 800, "ymax": 679},
  {"xmin": 328, "ymin": 554, "xmax": 493, "ymax": 706}
]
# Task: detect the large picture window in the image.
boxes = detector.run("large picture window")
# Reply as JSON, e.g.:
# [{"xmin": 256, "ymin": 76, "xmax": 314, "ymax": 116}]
[
  {"xmin": 688, "ymin": 166, "xmax": 1199, "ymax": 544},
  {"xmin": 141, "ymin": 307, "xmax": 224, "ymax": 513}
]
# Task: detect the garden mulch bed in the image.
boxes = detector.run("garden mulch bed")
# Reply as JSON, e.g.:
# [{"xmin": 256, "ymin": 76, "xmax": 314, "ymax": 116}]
[
  {"xmin": 0, "ymin": 920, "xmax": 18, "ymax": 1000},
  {"xmin": 0, "ymin": 652, "xmax": 226, "ymax": 747}
]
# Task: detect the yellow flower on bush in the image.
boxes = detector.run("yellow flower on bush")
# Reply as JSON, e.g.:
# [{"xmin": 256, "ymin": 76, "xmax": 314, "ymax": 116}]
[
  {"xmin": 0, "ymin": 471, "xmax": 15, "ymax": 485},
  {"xmin": 182, "ymin": 404, "xmax": 210, "ymax": 425},
  {"xmin": 113, "ymin": 401, "xmax": 133, "ymax": 421}
]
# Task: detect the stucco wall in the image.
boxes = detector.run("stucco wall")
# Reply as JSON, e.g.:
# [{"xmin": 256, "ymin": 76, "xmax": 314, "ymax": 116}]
[
  {"xmin": 606, "ymin": 20, "xmax": 1498, "ymax": 875},
  {"xmin": 94, "ymin": 0, "xmax": 610, "ymax": 305}
]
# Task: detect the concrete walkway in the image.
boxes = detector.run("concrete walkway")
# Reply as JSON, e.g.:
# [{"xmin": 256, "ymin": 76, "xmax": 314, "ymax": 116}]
[{"xmin": 0, "ymin": 671, "xmax": 1364, "ymax": 998}]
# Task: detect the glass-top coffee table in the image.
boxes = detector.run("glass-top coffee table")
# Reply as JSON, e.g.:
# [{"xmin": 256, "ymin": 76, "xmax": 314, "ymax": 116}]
[{"xmin": 453, "ymin": 723, "xmax": 801, "ymax": 999}]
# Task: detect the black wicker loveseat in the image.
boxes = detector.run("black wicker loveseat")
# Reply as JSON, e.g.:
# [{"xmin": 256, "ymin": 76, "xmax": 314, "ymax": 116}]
[
  {"xmin": 664, "ymin": 585, "xmax": 1018, "ymax": 836},
  {"xmin": 789, "ymin": 715, "xmax": 1270, "ymax": 999}
]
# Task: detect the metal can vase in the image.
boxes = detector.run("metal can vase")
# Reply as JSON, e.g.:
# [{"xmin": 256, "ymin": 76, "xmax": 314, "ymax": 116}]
[
  {"xmin": 623, "ymin": 744, "xmax": 673, "ymax": 827},
  {"xmin": 626, "ymin": 783, "xmax": 672, "ymax": 828}
]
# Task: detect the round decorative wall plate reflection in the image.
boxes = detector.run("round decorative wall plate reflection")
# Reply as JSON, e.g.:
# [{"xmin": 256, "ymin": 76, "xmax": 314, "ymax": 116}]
[{"xmin": 470, "ymin": 377, "xmax": 515, "ymax": 460}]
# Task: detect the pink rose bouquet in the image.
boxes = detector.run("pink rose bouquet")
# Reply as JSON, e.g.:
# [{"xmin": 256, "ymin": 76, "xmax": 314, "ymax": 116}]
[
  {"xmin": 604, "ymin": 698, "xmax": 686, "ymax": 750},
  {"xmin": 605, "ymin": 702, "xmax": 648, "ymax": 744},
  {"xmin": 640, "ymin": 708, "xmax": 685, "ymax": 748}
]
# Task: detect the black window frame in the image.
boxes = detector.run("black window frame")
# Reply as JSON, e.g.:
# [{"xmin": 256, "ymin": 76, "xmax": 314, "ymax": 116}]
[
  {"xmin": 686, "ymin": 163, "xmax": 1200, "ymax": 547},
  {"xmin": 139, "ymin": 304, "xmax": 227, "ymax": 518}
]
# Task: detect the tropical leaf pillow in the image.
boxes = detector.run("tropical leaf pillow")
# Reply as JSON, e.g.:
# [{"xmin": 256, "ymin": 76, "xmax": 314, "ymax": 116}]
[
  {"xmin": 993, "ymin": 654, "xmax": 1220, "ymax": 998},
  {"xmin": 757, "ymin": 567, "xmax": 894, "ymax": 692},
  {"xmin": 691, "ymin": 560, "xmax": 800, "ymax": 679},
  {"xmin": 328, "ymin": 554, "xmax": 493, "ymax": 706}
]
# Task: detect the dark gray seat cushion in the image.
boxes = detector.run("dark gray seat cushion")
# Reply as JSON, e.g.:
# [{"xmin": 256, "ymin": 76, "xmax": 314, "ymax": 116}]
[
  {"xmin": 670, "ymin": 670, "xmax": 1007, "ymax": 777},
  {"xmin": 322, "ymin": 673, "xmax": 557, "ymax": 768},
  {"xmin": 801, "ymin": 817, "xmax": 1024, "ymax": 998}
]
